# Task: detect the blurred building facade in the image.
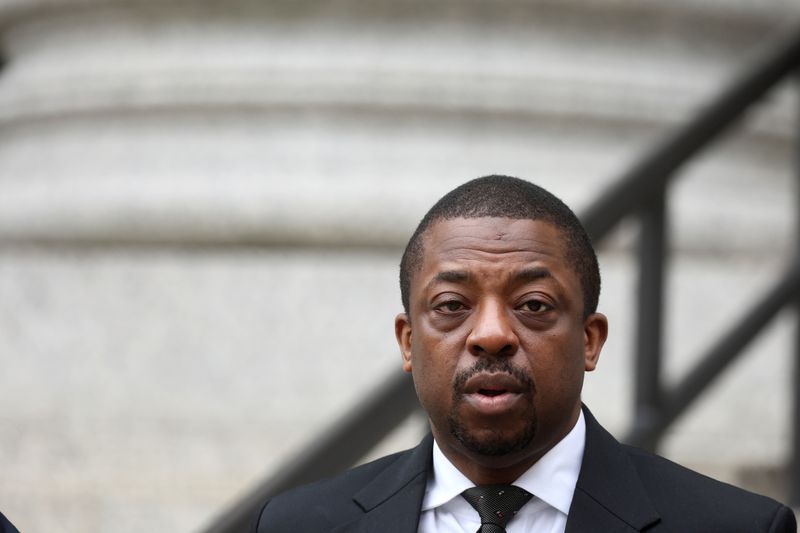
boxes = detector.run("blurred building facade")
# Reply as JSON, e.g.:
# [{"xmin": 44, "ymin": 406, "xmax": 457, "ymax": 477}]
[{"xmin": 0, "ymin": 1, "xmax": 797, "ymax": 531}]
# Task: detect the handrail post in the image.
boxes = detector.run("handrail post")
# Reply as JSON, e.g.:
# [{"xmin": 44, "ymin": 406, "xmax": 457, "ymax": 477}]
[
  {"xmin": 629, "ymin": 187, "xmax": 668, "ymax": 451},
  {"xmin": 792, "ymin": 259, "xmax": 800, "ymax": 506},
  {"xmin": 791, "ymin": 72, "xmax": 800, "ymax": 507}
]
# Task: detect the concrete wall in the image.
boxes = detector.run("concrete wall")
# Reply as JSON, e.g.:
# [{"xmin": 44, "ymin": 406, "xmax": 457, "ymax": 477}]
[{"xmin": 0, "ymin": 1, "xmax": 797, "ymax": 531}]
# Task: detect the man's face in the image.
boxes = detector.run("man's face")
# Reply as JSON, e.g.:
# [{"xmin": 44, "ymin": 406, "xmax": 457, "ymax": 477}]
[{"xmin": 395, "ymin": 217, "xmax": 607, "ymax": 478}]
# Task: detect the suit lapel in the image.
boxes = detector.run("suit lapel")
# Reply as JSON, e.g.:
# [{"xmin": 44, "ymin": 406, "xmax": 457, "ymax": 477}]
[
  {"xmin": 330, "ymin": 408, "xmax": 660, "ymax": 532},
  {"xmin": 565, "ymin": 407, "xmax": 660, "ymax": 533},
  {"xmin": 332, "ymin": 434, "xmax": 433, "ymax": 533}
]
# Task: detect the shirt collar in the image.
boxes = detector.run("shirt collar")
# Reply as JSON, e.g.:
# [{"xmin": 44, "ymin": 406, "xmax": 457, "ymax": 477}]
[{"xmin": 422, "ymin": 410, "xmax": 586, "ymax": 516}]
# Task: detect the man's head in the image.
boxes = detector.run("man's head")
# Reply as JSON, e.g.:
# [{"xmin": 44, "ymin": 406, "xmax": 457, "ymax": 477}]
[
  {"xmin": 400, "ymin": 175, "xmax": 600, "ymax": 319},
  {"xmin": 394, "ymin": 175, "xmax": 608, "ymax": 484}
]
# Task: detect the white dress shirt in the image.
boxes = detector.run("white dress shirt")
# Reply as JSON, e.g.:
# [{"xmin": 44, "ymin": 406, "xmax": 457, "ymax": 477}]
[{"xmin": 417, "ymin": 411, "xmax": 586, "ymax": 533}]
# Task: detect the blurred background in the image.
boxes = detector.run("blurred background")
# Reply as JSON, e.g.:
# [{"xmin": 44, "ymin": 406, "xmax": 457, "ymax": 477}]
[{"xmin": 0, "ymin": 1, "xmax": 798, "ymax": 532}]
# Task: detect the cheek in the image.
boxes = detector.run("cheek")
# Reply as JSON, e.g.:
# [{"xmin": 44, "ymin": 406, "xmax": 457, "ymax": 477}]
[
  {"xmin": 410, "ymin": 326, "xmax": 462, "ymax": 398},
  {"xmin": 412, "ymin": 320, "xmax": 461, "ymax": 363},
  {"xmin": 528, "ymin": 330, "xmax": 586, "ymax": 383}
]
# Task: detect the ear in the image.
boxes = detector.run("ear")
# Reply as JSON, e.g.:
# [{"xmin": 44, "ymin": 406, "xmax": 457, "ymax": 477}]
[
  {"xmin": 395, "ymin": 312, "xmax": 413, "ymax": 373},
  {"xmin": 583, "ymin": 312, "xmax": 608, "ymax": 372}
]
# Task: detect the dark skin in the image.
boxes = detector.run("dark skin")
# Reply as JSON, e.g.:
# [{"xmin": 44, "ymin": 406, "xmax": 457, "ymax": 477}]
[{"xmin": 395, "ymin": 217, "xmax": 608, "ymax": 485}]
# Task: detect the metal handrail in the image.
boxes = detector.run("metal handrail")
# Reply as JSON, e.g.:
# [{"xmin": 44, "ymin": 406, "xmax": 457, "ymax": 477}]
[
  {"xmin": 202, "ymin": 20, "xmax": 800, "ymax": 533},
  {"xmin": 204, "ymin": 373, "xmax": 418, "ymax": 533},
  {"xmin": 581, "ymin": 21, "xmax": 800, "ymax": 241}
]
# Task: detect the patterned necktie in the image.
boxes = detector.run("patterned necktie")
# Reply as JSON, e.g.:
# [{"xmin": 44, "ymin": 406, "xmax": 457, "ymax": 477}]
[{"xmin": 461, "ymin": 485, "xmax": 533, "ymax": 533}]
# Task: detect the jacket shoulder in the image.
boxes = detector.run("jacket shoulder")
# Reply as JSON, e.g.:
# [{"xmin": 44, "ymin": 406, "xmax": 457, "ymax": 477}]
[
  {"xmin": 623, "ymin": 445, "xmax": 796, "ymax": 532},
  {"xmin": 0, "ymin": 511, "xmax": 20, "ymax": 533},
  {"xmin": 252, "ymin": 448, "xmax": 415, "ymax": 533}
]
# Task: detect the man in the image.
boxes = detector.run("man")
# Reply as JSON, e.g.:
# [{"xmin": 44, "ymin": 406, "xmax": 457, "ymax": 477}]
[{"xmin": 254, "ymin": 175, "xmax": 796, "ymax": 532}]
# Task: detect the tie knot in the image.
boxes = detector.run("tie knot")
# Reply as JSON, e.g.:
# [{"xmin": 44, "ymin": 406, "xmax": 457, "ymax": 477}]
[{"xmin": 461, "ymin": 485, "xmax": 533, "ymax": 529}]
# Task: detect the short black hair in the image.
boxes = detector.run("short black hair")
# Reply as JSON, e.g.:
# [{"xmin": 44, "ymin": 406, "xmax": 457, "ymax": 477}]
[{"xmin": 399, "ymin": 175, "xmax": 600, "ymax": 317}]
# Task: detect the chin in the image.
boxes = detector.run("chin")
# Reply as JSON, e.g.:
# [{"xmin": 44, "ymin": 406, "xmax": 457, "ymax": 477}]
[{"xmin": 449, "ymin": 418, "xmax": 537, "ymax": 457}]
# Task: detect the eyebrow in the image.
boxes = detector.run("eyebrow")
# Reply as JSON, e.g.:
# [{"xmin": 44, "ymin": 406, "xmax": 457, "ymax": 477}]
[
  {"xmin": 425, "ymin": 270, "xmax": 471, "ymax": 291},
  {"xmin": 511, "ymin": 267, "xmax": 553, "ymax": 285},
  {"xmin": 425, "ymin": 267, "xmax": 553, "ymax": 292}
]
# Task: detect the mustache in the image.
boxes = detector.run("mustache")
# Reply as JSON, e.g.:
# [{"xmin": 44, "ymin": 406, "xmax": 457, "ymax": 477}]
[{"xmin": 452, "ymin": 358, "xmax": 535, "ymax": 395}]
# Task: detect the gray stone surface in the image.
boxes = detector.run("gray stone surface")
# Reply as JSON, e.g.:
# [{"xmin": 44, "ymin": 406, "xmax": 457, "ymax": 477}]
[
  {"xmin": 0, "ymin": 249, "xmax": 405, "ymax": 532},
  {"xmin": 0, "ymin": 0, "xmax": 795, "ymax": 250}
]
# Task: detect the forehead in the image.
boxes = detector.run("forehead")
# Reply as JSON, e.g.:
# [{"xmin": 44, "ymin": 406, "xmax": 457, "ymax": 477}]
[
  {"xmin": 409, "ymin": 217, "xmax": 585, "ymax": 313},
  {"xmin": 419, "ymin": 217, "xmax": 568, "ymax": 267}
]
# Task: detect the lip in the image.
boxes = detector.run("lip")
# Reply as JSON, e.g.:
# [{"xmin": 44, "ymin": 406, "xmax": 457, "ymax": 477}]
[
  {"xmin": 463, "ymin": 372, "xmax": 526, "ymax": 395},
  {"xmin": 460, "ymin": 372, "xmax": 527, "ymax": 415},
  {"xmin": 463, "ymin": 390, "xmax": 524, "ymax": 414}
]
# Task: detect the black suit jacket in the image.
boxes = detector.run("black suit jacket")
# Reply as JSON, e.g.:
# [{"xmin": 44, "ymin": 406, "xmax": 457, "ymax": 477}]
[
  {"xmin": 254, "ymin": 408, "xmax": 796, "ymax": 532},
  {"xmin": 0, "ymin": 512, "xmax": 20, "ymax": 533}
]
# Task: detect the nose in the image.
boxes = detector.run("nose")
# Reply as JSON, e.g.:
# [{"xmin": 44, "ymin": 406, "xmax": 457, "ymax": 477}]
[{"xmin": 466, "ymin": 299, "xmax": 519, "ymax": 357}]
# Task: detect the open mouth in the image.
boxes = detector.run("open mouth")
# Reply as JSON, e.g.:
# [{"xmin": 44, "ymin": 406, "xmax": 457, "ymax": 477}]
[
  {"xmin": 460, "ymin": 372, "xmax": 528, "ymax": 414},
  {"xmin": 478, "ymin": 388, "xmax": 507, "ymax": 397},
  {"xmin": 464, "ymin": 389, "xmax": 521, "ymax": 413},
  {"xmin": 463, "ymin": 372, "xmax": 525, "ymax": 396}
]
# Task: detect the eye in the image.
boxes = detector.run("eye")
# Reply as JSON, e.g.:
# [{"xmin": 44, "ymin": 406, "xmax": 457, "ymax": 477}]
[
  {"xmin": 519, "ymin": 298, "xmax": 552, "ymax": 313},
  {"xmin": 434, "ymin": 300, "xmax": 468, "ymax": 314}
]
